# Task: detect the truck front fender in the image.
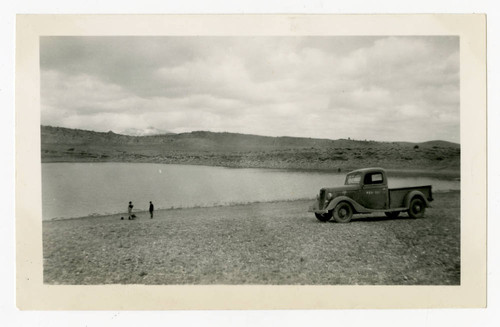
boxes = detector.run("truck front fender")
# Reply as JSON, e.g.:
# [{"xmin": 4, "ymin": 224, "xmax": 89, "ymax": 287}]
[
  {"xmin": 404, "ymin": 191, "xmax": 431, "ymax": 208},
  {"xmin": 325, "ymin": 196, "xmax": 370, "ymax": 213}
]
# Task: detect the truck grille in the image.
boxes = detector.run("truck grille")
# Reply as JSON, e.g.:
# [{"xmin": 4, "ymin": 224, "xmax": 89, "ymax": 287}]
[{"xmin": 319, "ymin": 189, "xmax": 326, "ymax": 209}]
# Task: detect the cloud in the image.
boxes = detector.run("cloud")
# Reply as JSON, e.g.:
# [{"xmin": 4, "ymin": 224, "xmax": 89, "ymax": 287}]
[{"xmin": 40, "ymin": 36, "xmax": 460, "ymax": 142}]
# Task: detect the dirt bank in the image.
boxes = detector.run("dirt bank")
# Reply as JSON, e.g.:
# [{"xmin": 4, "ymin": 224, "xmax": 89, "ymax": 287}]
[
  {"xmin": 43, "ymin": 191, "xmax": 460, "ymax": 285},
  {"xmin": 41, "ymin": 126, "xmax": 460, "ymax": 175}
]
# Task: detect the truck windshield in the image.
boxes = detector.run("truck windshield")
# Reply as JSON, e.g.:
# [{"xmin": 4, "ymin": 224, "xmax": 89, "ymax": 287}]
[{"xmin": 345, "ymin": 173, "xmax": 362, "ymax": 185}]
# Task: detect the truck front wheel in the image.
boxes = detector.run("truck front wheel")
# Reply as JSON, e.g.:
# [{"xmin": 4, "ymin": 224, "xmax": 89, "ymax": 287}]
[
  {"xmin": 408, "ymin": 197, "xmax": 426, "ymax": 218},
  {"xmin": 315, "ymin": 211, "xmax": 332, "ymax": 222},
  {"xmin": 333, "ymin": 202, "xmax": 353, "ymax": 223}
]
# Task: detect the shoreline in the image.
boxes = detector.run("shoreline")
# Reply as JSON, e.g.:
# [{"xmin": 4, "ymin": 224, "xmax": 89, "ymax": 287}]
[
  {"xmin": 45, "ymin": 190, "xmax": 461, "ymax": 223},
  {"xmin": 45, "ymin": 198, "xmax": 316, "ymax": 222}
]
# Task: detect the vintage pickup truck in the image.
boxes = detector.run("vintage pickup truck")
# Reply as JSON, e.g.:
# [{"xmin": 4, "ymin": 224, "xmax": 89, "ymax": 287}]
[{"xmin": 309, "ymin": 167, "xmax": 433, "ymax": 223}]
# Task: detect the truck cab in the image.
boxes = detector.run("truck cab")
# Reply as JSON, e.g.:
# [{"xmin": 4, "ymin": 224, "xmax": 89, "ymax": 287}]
[{"xmin": 345, "ymin": 168, "xmax": 388, "ymax": 210}]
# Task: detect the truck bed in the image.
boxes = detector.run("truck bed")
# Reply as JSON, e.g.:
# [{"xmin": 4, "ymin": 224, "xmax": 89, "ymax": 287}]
[{"xmin": 388, "ymin": 185, "xmax": 433, "ymax": 209}]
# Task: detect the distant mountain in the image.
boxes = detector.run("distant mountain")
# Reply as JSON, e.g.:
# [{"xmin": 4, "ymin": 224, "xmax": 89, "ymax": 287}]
[
  {"xmin": 41, "ymin": 125, "xmax": 460, "ymax": 174},
  {"xmin": 419, "ymin": 140, "xmax": 461, "ymax": 149},
  {"xmin": 119, "ymin": 127, "xmax": 174, "ymax": 136},
  {"xmin": 41, "ymin": 125, "xmax": 458, "ymax": 150},
  {"xmin": 41, "ymin": 125, "xmax": 339, "ymax": 151}
]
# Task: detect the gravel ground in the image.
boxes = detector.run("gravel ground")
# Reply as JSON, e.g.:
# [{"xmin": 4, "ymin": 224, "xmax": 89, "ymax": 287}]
[{"xmin": 43, "ymin": 191, "xmax": 460, "ymax": 285}]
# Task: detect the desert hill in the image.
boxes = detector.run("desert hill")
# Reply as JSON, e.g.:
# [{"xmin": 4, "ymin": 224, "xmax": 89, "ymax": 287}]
[{"xmin": 41, "ymin": 125, "xmax": 460, "ymax": 174}]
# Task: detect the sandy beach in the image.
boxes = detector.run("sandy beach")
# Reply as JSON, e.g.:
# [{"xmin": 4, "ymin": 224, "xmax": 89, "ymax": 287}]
[{"xmin": 42, "ymin": 191, "xmax": 460, "ymax": 285}]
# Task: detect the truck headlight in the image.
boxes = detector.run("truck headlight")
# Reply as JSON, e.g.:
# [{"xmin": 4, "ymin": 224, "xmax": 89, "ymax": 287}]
[{"xmin": 326, "ymin": 193, "xmax": 333, "ymax": 200}]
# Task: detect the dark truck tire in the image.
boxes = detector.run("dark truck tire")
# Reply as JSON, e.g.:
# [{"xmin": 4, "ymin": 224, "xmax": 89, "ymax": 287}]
[
  {"xmin": 408, "ymin": 197, "xmax": 426, "ymax": 218},
  {"xmin": 333, "ymin": 202, "xmax": 353, "ymax": 223},
  {"xmin": 385, "ymin": 211, "xmax": 400, "ymax": 219},
  {"xmin": 315, "ymin": 211, "xmax": 332, "ymax": 222}
]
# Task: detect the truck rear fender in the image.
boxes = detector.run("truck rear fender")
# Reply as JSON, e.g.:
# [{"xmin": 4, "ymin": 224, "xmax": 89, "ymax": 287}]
[
  {"xmin": 325, "ymin": 196, "xmax": 367, "ymax": 213},
  {"xmin": 404, "ymin": 191, "xmax": 431, "ymax": 208}
]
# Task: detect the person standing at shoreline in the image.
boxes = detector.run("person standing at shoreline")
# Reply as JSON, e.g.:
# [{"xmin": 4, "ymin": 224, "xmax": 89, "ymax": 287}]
[
  {"xmin": 128, "ymin": 201, "xmax": 134, "ymax": 220},
  {"xmin": 149, "ymin": 201, "xmax": 154, "ymax": 219}
]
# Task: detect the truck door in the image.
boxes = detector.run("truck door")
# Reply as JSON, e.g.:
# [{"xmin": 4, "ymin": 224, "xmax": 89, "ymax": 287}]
[{"xmin": 357, "ymin": 172, "xmax": 388, "ymax": 209}]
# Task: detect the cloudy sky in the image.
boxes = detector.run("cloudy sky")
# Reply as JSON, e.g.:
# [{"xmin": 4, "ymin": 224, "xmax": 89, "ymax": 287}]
[{"xmin": 40, "ymin": 36, "xmax": 459, "ymax": 143}]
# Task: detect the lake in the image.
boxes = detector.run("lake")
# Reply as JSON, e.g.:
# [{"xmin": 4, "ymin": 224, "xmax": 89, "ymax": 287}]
[{"xmin": 42, "ymin": 163, "xmax": 460, "ymax": 220}]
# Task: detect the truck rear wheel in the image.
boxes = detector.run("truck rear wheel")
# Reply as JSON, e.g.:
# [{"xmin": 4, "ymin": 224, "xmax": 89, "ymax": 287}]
[
  {"xmin": 315, "ymin": 212, "xmax": 332, "ymax": 222},
  {"xmin": 385, "ymin": 211, "xmax": 400, "ymax": 219},
  {"xmin": 333, "ymin": 202, "xmax": 353, "ymax": 223},
  {"xmin": 408, "ymin": 198, "xmax": 425, "ymax": 218}
]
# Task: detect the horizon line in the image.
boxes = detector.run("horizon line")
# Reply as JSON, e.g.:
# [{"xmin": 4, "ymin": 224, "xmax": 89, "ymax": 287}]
[{"xmin": 41, "ymin": 124, "xmax": 460, "ymax": 145}]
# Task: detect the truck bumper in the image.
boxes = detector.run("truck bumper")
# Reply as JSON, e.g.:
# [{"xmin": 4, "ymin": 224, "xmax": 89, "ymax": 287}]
[{"xmin": 308, "ymin": 200, "xmax": 328, "ymax": 213}]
